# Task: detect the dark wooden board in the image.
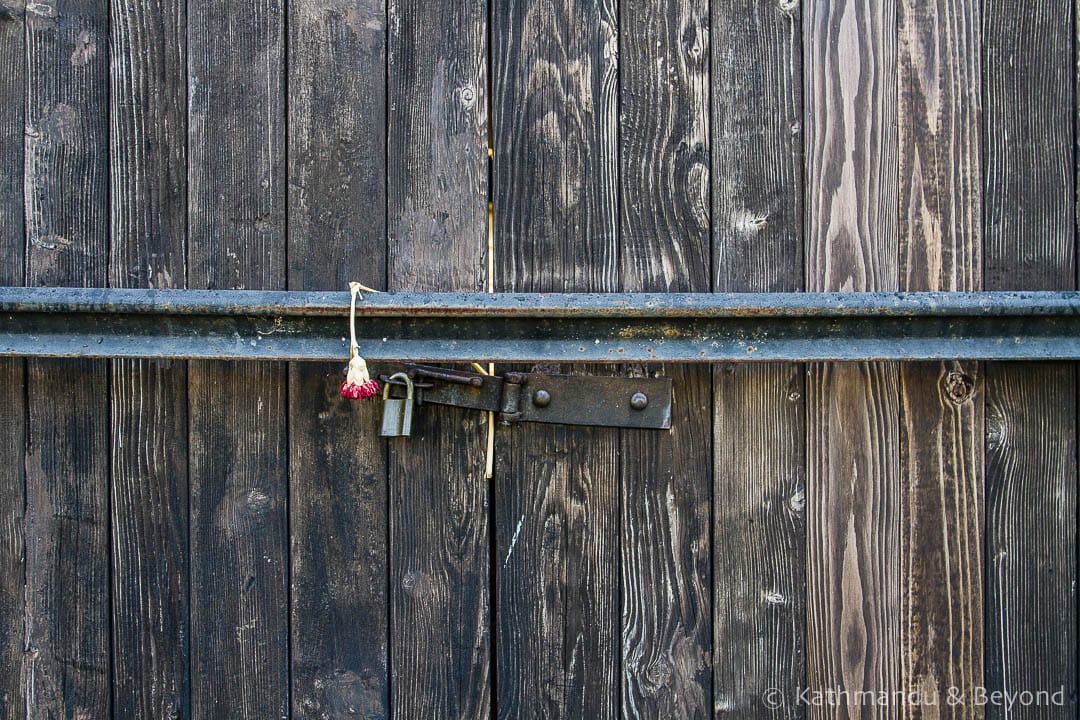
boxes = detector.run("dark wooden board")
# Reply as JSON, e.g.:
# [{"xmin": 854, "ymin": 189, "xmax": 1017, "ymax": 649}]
[
  {"xmin": 495, "ymin": 423, "xmax": 617, "ymax": 718},
  {"xmin": 713, "ymin": 364, "xmax": 805, "ymax": 719},
  {"xmin": 0, "ymin": 1, "xmax": 23, "ymax": 715},
  {"xmin": 287, "ymin": 2, "xmax": 389, "ymax": 715},
  {"xmin": 24, "ymin": 1, "xmax": 112, "ymax": 716},
  {"xmin": 287, "ymin": 0, "xmax": 387, "ymax": 293},
  {"xmin": 711, "ymin": 1, "xmax": 806, "ymax": 716},
  {"xmin": 108, "ymin": 1, "xmax": 190, "ymax": 716},
  {"xmin": 0, "ymin": 358, "xmax": 23, "ymax": 717},
  {"xmin": 187, "ymin": 0, "xmax": 288, "ymax": 717},
  {"xmin": 492, "ymin": 0, "xmax": 619, "ymax": 716},
  {"xmin": 897, "ymin": 0, "xmax": 984, "ymax": 715},
  {"xmin": 0, "ymin": 0, "xmax": 22, "ymax": 277},
  {"xmin": 982, "ymin": 0, "xmax": 1074, "ymax": 291},
  {"xmin": 109, "ymin": 359, "xmax": 189, "ymax": 718},
  {"xmin": 804, "ymin": 0, "xmax": 901, "ymax": 716},
  {"xmin": 619, "ymin": 0, "xmax": 711, "ymax": 716},
  {"xmin": 492, "ymin": 0, "xmax": 618, "ymax": 294},
  {"xmin": 387, "ymin": 0, "xmax": 491, "ymax": 715},
  {"xmin": 983, "ymin": 1, "xmax": 1077, "ymax": 715},
  {"xmin": 984, "ymin": 364, "xmax": 1077, "ymax": 718},
  {"xmin": 188, "ymin": 361, "xmax": 289, "ymax": 719}
]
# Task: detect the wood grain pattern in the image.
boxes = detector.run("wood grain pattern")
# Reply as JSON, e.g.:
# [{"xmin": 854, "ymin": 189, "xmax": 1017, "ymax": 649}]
[
  {"xmin": 387, "ymin": 0, "xmax": 490, "ymax": 715},
  {"xmin": 983, "ymin": 2, "xmax": 1076, "ymax": 716},
  {"xmin": 387, "ymin": 0, "xmax": 487, "ymax": 292},
  {"xmin": 187, "ymin": 0, "xmax": 285, "ymax": 293},
  {"xmin": 108, "ymin": 1, "xmax": 190, "ymax": 717},
  {"xmin": 0, "ymin": 2, "xmax": 24, "ymax": 715},
  {"xmin": 287, "ymin": 0, "xmax": 386, "ymax": 291},
  {"xmin": 0, "ymin": 0, "xmax": 22, "ymax": 281},
  {"xmin": 805, "ymin": 362, "xmax": 901, "ymax": 718},
  {"xmin": 187, "ymin": 0, "xmax": 288, "ymax": 717},
  {"xmin": 109, "ymin": 359, "xmax": 190, "ymax": 719},
  {"xmin": 25, "ymin": 0, "xmax": 110, "ymax": 287},
  {"xmin": 24, "ymin": 1, "xmax": 111, "ymax": 716},
  {"xmin": 983, "ymin": 365, "xmax": 1076, "ymax": 718},
  {"xmin": 982, "ymin": 0, "xmax": 1074, "ymax": 291},
  {"xmin": 495, "ymin": 423, "xmax": 618, "ymax": 719},
  {"xmin": 492, "ymin": 0, "xmax": 619, "ymax": 294},
  {"xmin": 0, "ymin": 359, "xmax": 23, "ymax": 717},
  {"xmin": 898, "ymin": 0, "xmax": 981, "ymax": 294},
  {"xmin": 711, "ymin": 1, "xmax": 806, "ymax": 716},
  {"xmin": 619, "ymin": 0, "xmax": 711, "ymax": 716},
  {"xmin": 188, "ymin": 361, "xmax": 289, "ymax": 719},
  {"xmin": 804, "ymin": 0, "xmax": 900, "ymax": 717},
  {"xmin": 493, "ymin": 0, "xmax": 619, "ymax": 716},
  {"xmin": 713, "ymin": 364, "xmax": 805, "ymax": 718},
  {"xmin": 287, "ymin": 2, "xmax": 389, "ymax": 715},
  {"xmin": 898, "ymin": 363, "xmax": 983, "ymax": 717},
  {"xmin": 712, "ymin": 0, "xmax": 803, "ymax": 295},
  {"xmin": 898, "ymin": 0, "xmax": 984, "ymax": 716}
]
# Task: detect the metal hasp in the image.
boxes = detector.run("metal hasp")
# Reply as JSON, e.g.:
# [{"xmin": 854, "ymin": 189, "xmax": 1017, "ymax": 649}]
[
  {"xmin": 385, "ymin": 364, "xmax": 672, "ymax": 430},
  {"xmin": 3, "ymin": 287, "xmax": 1080, "ymax": 362}
]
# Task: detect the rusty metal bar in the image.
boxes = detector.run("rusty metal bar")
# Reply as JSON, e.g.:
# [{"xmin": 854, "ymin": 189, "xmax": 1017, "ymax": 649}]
[{"xmin": 1, "ymin": 286, "xmax": 1078, "ymax": 362}]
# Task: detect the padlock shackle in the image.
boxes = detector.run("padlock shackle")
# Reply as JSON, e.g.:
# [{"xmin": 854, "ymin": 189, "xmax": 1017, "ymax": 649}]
[{"xmin": 383, "ymin": 372, "xmax": 414, "ymax": 400}]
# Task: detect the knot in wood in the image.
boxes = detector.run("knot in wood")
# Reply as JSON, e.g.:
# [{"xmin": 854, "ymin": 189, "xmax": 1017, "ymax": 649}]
[{"xmin": 944, "ymin": 371, "xmax": 975, "ymax": 404}]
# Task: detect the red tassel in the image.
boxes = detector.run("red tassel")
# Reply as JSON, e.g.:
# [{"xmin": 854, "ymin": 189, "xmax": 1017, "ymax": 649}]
[{"xmin": 340, "ymin": 378, "xmax": 379, "ymax": 400}]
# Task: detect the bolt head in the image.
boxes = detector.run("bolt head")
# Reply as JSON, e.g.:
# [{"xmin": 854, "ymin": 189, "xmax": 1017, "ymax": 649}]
[
  {"xmin": 630, "ymin": 392, "xmax": 648, "ymax": 410},
  {"xmin": 532, "ymin": 389, "xmax": 552, "ymax": 407}
]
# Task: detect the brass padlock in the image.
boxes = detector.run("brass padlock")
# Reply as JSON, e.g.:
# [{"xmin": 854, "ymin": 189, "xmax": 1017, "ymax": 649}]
[{"xmin": 380, "ymin": 372, "xmax": 414, "ymax": 437}]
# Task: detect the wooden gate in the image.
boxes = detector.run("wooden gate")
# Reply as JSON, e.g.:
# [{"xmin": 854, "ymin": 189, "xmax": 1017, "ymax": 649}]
[{"xmin": 0, "ymin": 0, "xmax": 1076, "ymax": 717}]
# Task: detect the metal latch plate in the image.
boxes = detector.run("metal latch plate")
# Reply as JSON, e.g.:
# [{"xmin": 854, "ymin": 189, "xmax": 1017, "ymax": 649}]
[
  {"xmin": 385, "ymin": 365, "xmax": 672, "ymax": 430},
  {"xmin": 516, "ymin": 374, "xmax": 671, "ymax": 429}
]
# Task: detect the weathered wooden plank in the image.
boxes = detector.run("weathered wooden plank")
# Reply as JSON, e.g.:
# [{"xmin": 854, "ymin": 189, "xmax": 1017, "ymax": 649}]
[
  {"xmin": 187, "ymin": 0, "xmax": 288, "ymax": 716},
  {"xmin": 711, "ymin": 1, "xmax": 805, "ymax": 717},
  {"xmin": 23, "ymin": 360, "xmax": 110, "ymax": 717},
  {"xmin": 983, "ymin": 1, "xmax": 1073, "ymax": 291},
  {"xmin": 109, "ymin": 360, "xmax": 189, "ymax": 718},
  {"xmin": 0, "ymin": 2, "xmax": 24, "ymax": 715},
  {"xmin": 493, "ymin": 0, "xmax": 619, "ymax": 716},
  {"xmin": 898, "ymin": 363, "xmax": 983, "ymax": 716},
  {"xmin": 188, "ymin": 361, "xmax": 288, "ymax": 719},
  {"xmin": 619, "ymin": 0, "xmax": 711, "ymax": 716},
  {"xmin": 108, "ymin": 1, "xmax": 190, "ymax": 717},
  {"xmin": 897, "ymin": 0, "xmax": 984, "ymax": 716},
  {"xmin": 386, "ymin": 0, "xmax": 490, "ymax": 716},
  {"xmin": 983, "ymin": 365, "xmax": 1076, "ymax": 717},
  {"xmin": 25, "ymin": 0, "xmax": 110, "ymax": 287},
  {"xmin": 287, "ymin": 0, "xmax": 386, "ymax": 293},
  {"xmin": 0, "ymin": 1, "xmax": 22, "ymax": 277},
  {"xmin": 983, "ymin": 1, "xmax": 1076, "ymax": 715},
  {"xmin": 898, "ymin": 0, "xmax": 981, "ymax": 294},
  {"xmin": 804, "ymin": 0, "xmax": 900, "ymax": 717},
  {"xmin": 492, "ymin": 0, "xmax": 619, "ymax": 294},
  {"xmin": 713, "ymin": 364, "xmax": 805, "ymax": 718},
  {"xmin": 495, "ymin": 424, "xmax": 618, "ymax": 718},
  {"xmin": 24, "ymin": 1, "xmax": 111, "ymax": 716},
  {"xmin": 287, "ymin": 1, "xmax": 388, "ymax": 716},
  {"xmin": 712, "ymin": 1, "xmax": 803, "ymax": 297},
  {"xmin": 0, "ymin": 358, "xmax": 23, "ymax": 717}
]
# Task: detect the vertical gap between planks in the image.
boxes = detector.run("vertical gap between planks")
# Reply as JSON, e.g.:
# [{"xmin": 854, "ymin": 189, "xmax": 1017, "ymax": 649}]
[
  {"xmin": 106, "ymin": 1, "xmax": 116, "ymax": 708},
  {"xmin": 281, "ymin": 0, "xmax": 292, "ymax": 713},
  {"xmin": 485, "ymin": 0, "xmax": 497, "ymax": 699}
]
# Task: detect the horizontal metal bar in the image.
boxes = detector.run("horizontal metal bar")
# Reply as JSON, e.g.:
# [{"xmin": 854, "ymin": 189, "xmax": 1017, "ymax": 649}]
[{"xmin": 2, "ymin": 287, "xmax": 1079, "ymax": 362}]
